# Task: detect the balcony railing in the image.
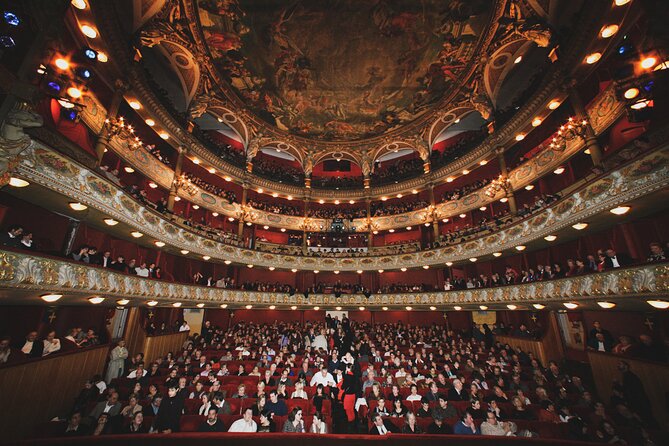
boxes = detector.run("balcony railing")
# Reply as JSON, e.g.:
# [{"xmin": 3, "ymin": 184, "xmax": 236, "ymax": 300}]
[
  {"xmin": 0, "ymin": 249, "xmax": 667, "ymax": 308},
  {"xmin": 13, "ymin": 136, "xmax": 669, "ymax": 270}
]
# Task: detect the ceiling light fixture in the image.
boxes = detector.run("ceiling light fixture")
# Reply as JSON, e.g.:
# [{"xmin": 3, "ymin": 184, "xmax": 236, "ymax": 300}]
[
  {"xmin": 335, "ymin": 306, "xmax": 342, "ymax": 311},
  {"xmin": 172, "ymin": 302, "xmax": 182, "ymax": 308},
  {"xmin": 212, "ymin": 212, "xmax": 219, "ymax": 217},
  {"xmin": 382, "ymin": 306, "xmax": 389, "ymax": 311},
  {"xmin": 401, "ymin": 267, "xmax": 407, "ymax": 272},
  {"xmin": 597, "ymin": 301, "xmax": 616, "ymax": 309},
  {"xmin": 544, "ymin": 235, "xmax": 557, "ymax": 242},
  {"xmin": 192, "ymin": 205, "xmax": 200, "ymax": 210},
  {"xmin": 103, "ymin": 218, "xmax": 118, "ymax": 226},
  {"xmin": 610, "ymin": 206, "xmax": 630, "ymax": 215},
  {"xmin": 430, "ymin": 306, "xmax": 437, "ymax": 311},
  {"xmin": 493, "ymin": 252, "xmax": 502, "ymax": 257},
  {"xmin": 145, "ymin": 118, "xmax": 155, "ymax": 126},
  {"xmin": 245, "ymin": 305, "xmax": 253, "ymax": 309},
  {"xmin": 563, "ymin": 302, "xmax": 579, "ymax": 309},
  {"xmin": 378, "ymin": 269, "xmax": 384, "ymax": 273},
  {"xmin": 357, "ymin": 270, "xmax": 363, "ymax": 274},
  {"xmin": 154, "ymin": 241, "xmax": 165, "ymax": 247},
  {"xmin": 480, "ymin": 305, "xmax": 488, "ymax": 310},
  {"xmin": 203, "ymin": 255, "xmax": 211, "ymax": 260},
  {"xmin": 196, "ymin": 303, "xmax": 205, "ymax": 308},
  {"xmin": 647, "ymin": 300, "xmax": 669, "ymax": 309},
  {"xmin": 96, "ymin": 52, "xmax": 108, "ymax": 62},
  {"xmin": 159, "ymin": 132, "xmax": 169, "ymax": 140},
  {"xmin": 180, "ymin": 250, "xmax": 189, "ymax": 255},
  {"xmin": 117, "ymin": 299, "xmax": 129, "ymax": 306},
  {"xmin": 71, "ymin": 0, "xmax": 87, "ymax": 9},
  {"xmin": 614, "ymin": 0, "xmax": 631, "ymax": 5},
  {"xmin": 124, "ymin": 166, "xmax": 135, "ymax": 173},
  {"xmin": 313, "ymin": 306, "xmax": 320, "ymax": 311},
  {"xmin": 507, "ymin": 304, "xmax": 517, "ymax": 310},
  {"xmin": 128, "ymin": 101, "xmax": 141, "ymax": 110},
  {"xmin": 269, "ymin": 305, "xmax": 276, "ymax": 310},
  {"xmin": 600, "ymin": 24, "xmax": 619, "ymax": 38},
  {"xmin": 572, "ymin": 222, "xmax": 588, "ymax": 230},
  {"xmin": 548, "ymin": 100, "xmax": 561, "ymax": 110},
  {"xmin": 291, "ymin": 305, "xmax": 297, "ymax": 310},
  {"xmin": 532, "ymin": 117, "xmax": 542, "ymax": 127},
  {"xmin": 515, "ymin": 134, "xmax": 525, "ymax": 141},
  {"xmin": 514, "ymin": 55, "xmax": 523, "ymax": 64},
  {"xmin": 641, "ymin": 56, "xmax": 657, "ymax": 69},
  {"xmin": 585, "ymin": 52, "xmax": 602, "ymax": 64},
  {"xmin": 220, "ymin": 304, "xmax": 228, "ymax": 308},
  {"xmin": 406, "ymin": 306, "xmax": 412, "ymax": 311},
  {"xmin": 462, "ymin": 169, "xmax": 470, "ymax": 175},
  {"xmin": 224, "ymin": 260, "xmax": 231, "ymax": 265},
  {"xmin": 446, "ymin": 262, "xmax": 453, "ymax": 266},
  {"xmin": 359, "ymin": 306, "xmax": 365, "ymax": 311},
  {"xmin": 454, "ymin": 306, "xmax": 462, "ymax": 311},
  {"xmin": 500, "ymin": 197, "xmax": 508, "ymax": 203},
  {"xmin": 80, "ymin": 24, "xmax": 98, "ymax": 38},
  {"xmin": 269, "ymin": 266, "xmax": 275, "ymax": 271},
  {"xmin": 148, "ymin": 182, "xmax": 158, "ymax": 189},
  {"xmin": 479, "ymin": 160, "xmax": 488, "ymax": 166},
  {"xmin": 469, "ymin": 257, "xmax": 477, "ymax": 262},
  {"xmin": 40, "ymin": 293, "xmax": 62, "ymax": 303},
  {"xmin": 54, "ymin": 58, "xmax": 69, "ymax": 70},
  {"xmin": 533, "ymin": 304, "xmax": 546, "ymax": 310},
  {"xmin": 525, "ymin": 184, "xmax": 534, "ymax": 191},
  {"xmin": 423, "ymin": 265, "xmax": 430, "ymax": 269},
  {"xmin": 554, "ymin": 166, "xmax": 565, "ymax": 175},
  {"xmin": 131, "ymin": 231, "xmax": 143, "ymax": 238},
  {"xmin": 446, "ymin": 177, "xmax": 454, "ymax": 183},
  {"xmin": 69, "ymin": 202, "xmax": 87, "ymax": 211},
  {"xmin": 147, "ymin": 300, "xmax": 158, "ymax": 307}
]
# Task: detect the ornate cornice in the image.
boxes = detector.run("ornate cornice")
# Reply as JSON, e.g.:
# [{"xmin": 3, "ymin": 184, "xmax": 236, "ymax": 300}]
[
  {"xmin": 14, "ymin": 138, "xmax": 669, "ymax": 271},
  {"xmin": 0, "ymin": 249, "xmax": 666, "ymax": 308}
]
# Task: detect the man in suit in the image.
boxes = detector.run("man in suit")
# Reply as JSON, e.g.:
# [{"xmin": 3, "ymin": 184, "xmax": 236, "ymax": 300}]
[
  {"xmin": 368, "ymin": 414, "xmax": 398, "ymax": 435},
  {"xmin": 604, "ymin": 248, "xmax": 633, "ymax": 269},
  {"xmin": 89, "ymin": 391, "xmax": 122, "ymax": 421},
  {"xmin": 424, "ymin": 382, "xmax": 440, "ymax": 402},
  {"xmin": 212, "ymin": 391, "xmax": 232, "ymax": 415},
  {"xmin": 589, "ymin": 321, "xmax": 614, "ymax": 347},
  {"xmin": 1, "ymin": 225, "xmax": 23, "ymax": 248},
  {"xmin": 448, "ymin": 379, "xmax": 468, "ymax": 401},
  {"xmin": 143, "ymin": 395, "xmax": 162, "ymax": 417},
  {"xmin": 19, "ymin": 331, "xmax": 43, "ymax": 358}
]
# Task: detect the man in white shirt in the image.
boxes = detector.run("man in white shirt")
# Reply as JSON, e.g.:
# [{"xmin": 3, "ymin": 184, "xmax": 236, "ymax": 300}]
[
  {"xmin": 179, "ymin": 321, "xmax": 190, "ymax": 332},
  {"xmin": 369, "ymin": 414, "xmax": 391, "ymax": 435},
  {"xmin": 310, "ymin": 366, "xmax": 336, "ymax": 387},
  {"xmin": 312, "ymin": 329, "xmax": 328, "ymax": 352},
  {"xmin": 481, "ymin": 411, "xmax": 516, "ymax": 436},
  {"xmin": 135, "ymin": 262, "xmax": 150, "ymax": 277},
  {"xmin": 127, "ymin": 363, "xmax": 147, "ymax": 379},
  {"xmin": 228, "ymin": 408, "xmax": 257, "ymax": 432},
  {"xmin": 42, "ymin": 331, "xmax": 61, "ymax": 356}
]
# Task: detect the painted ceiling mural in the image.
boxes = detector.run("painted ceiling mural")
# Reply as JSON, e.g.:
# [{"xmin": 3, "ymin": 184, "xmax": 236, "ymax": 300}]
[{"xmin": 195, "ymin": 0, "xmax": 494, "ymax": 141}]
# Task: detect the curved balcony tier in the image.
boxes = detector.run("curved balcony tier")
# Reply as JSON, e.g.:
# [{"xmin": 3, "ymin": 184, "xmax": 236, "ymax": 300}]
[
  {"xmin": 0, "ymin": 249, "xmax": 666, "ymax": 310},
  {"xmin": 12, "ymin": 135, "xmax": 669, "ymax": 271}
]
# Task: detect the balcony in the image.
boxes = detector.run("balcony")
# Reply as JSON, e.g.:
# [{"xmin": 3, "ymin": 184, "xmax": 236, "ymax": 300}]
[{"xmin": 0, "ymin": 249, "xmax": 666, "ymax": 309}]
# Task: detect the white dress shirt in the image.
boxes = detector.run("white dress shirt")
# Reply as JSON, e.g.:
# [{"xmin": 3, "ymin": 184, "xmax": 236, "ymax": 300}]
[
  {"xmin": 310, "ymin": 372, "xmax": 335, "ymax": 387},
  {"xmin": 228, "ymin": 418, "xmax": 257, "ymax": 432}
]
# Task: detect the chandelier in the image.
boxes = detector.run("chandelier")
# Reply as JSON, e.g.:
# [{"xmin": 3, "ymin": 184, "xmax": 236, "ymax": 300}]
[
  {"xmin": 174, "ymin": 174, "xmax": 198, "ymax": 196},
  {"xmin": 485, "ymin": 174, "xmax": 511, "ymax": 198},
  {"xmin": 549, "ymin": 117, "xmax": 588, "ymax": 150},
  {"xmin": 105, "ymin": 116, "xmax": 144, "ymax": 150}
]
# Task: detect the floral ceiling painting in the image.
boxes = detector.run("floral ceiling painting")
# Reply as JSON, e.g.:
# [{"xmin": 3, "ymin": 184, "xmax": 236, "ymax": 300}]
[{"xmin": 196, "ymin": 0, "xmax": 494, "ymax": 141}]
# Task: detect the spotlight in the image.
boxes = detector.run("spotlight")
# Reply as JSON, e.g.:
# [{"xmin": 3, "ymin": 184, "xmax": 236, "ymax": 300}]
[
  {"xmin": 3, "ymin": 12, "xmax": 20, "ymax": 27},
  {"xmin": 585, "ymin": 52, "xmax": 602, "ymax": 64},
  {"xmin": 54, "ymin": 58, "xmax": 70, "ymax": 70},
  {"xmin": 80, "ymin": 24, "xmax": 98, "ymax": 38},
  {"xmin": 67, "ymin": 87, "xmax": 82, "ymax": 99},
  {"xmin": 82, "ymin": 48, "xmax": 97, "ymax": 60},
  {"xmin": 0, "ymin": 36, "xmax": 15, "ymax": 48},
  {"xmin": 75, "ymin": 67, "xmax": 92, "ymax": 80},
  {"xmin": 96, "ymin": 52, "xmax": 108, "ymax": 62}
]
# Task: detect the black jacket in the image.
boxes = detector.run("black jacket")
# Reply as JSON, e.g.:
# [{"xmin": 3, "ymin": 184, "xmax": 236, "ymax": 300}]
[{"xmin": 154, "ymin": 396, "xmax": 183, "ymax": 432}]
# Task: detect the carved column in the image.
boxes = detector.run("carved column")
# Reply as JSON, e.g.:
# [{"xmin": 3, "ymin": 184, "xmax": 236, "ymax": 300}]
[
  {"xmin": 366, "ymin": 198, "xmax": 373, "ymax": 248},
  {"xmin": 61, "ymin": 218, "xmax": 80, "ymax": 257},
  {"xmin": 167, "ymin": 146, "xmax": 186, "ymax": 212},
  {"xmin": 302, "ymin": 199, "xmax": 310, "ymax": 253},
  {"xmin": 427, "ymin": 184, "xmax": 439, "ymax": 239},
  {"xmin": 496, "ymin": 146, "xmax": 517, "ymax": 215},
  {"xmin": 94, "ymin": 80, "xmax": 127, "ymax": 166},
  {"xmin": 238, "ymin": 184, "xmax": 248, "ymax": 236},
  {"xmin": 569, "ymin": 84, "xmax": 603, "ymax": 166}
]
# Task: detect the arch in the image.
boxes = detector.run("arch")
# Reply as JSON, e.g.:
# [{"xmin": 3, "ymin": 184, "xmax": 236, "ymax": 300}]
[
  {"xmin": 132, "ymin": 0, "xmax": 166, "ymax": 31},
  {"xmin": 483, "ymin": 38, "xmax": 534, "ymax": 107},
  {"xmin": 426, "ymin": 105, "xmax": 479, "ymax": 148},
  {"xmin": 207, "ymin": 106, "xmax": 251, "ymax": 148},
  {"xmin": 371, "ymin": 140, "xmax": 426, "ymax": 166},
  {"xmin": 149, "ymin": 41, "xmax": 201, "ymax": 111}
]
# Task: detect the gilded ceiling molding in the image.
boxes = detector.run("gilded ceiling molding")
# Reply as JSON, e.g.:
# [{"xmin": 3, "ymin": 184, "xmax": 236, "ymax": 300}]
[
  {"xmin": 0, "ymin": 249, "xmax": 666, "ymax": 308},
  {"xmin": 13, "ymin": 137, "xmax": 669, "ymax": 271}
]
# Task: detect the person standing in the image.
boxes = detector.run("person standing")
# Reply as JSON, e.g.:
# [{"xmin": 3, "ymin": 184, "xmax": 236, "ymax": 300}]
[{"xmin": 106, "ymin": 340, "xmax": 128, "ymax": 383}]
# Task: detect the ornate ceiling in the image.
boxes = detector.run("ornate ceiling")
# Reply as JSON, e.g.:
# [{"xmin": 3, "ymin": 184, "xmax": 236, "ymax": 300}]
[
  {"xmin": 195, "ymin": 0, "xmax": 493, "ymax": 141},
  {"xmin": 134, "ymin": 0, "xmax": 557, "ymax": 174}
]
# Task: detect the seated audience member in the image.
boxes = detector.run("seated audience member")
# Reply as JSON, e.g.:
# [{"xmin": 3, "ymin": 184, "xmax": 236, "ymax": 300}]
[
  {"xmin": 448, "ymin": 379, "xmax": 468, "ymax": 401},
  {"xmin": 469, "ymin": 399, "xmax": 484, "ymax": 419},
  {"xmin": 19, "ymin": 232, "xmax": 34, "ymax": 250},
  {"xmin": 233, "ymin": 383, "xmax": 248, "ymax": 399},
  {"xmin": 481, "ymin": 411, "xmax": 517, "ymax": 436},
  {"xmin": 406, "ymin": 384, "xmax": 422, "ymax": 402},
  {"xmin": 198, "ymin": 408, "xmax": 226, "ymax": 432},
  {"xmin": 604, "ymin": 248, "xmax": 633, "ymax": 269},
  {"xmin": 143, "ymin": 395, "xmax": 162, "ymax": 417},
  {"xmin": 647, "ymin": 242, "xmax": 666, "ymax": 262},
  {"xmin": 121, "ymin": 394, "xmax": 143, "ymax": 419},
  {"xmin": 124, "ymin": 412, "xmax": 149, "ymax": 434},
  {"xmin": 154, "ymin": 386, "xmax": 184, "ymax": 433},
  {"xmin": 312, "ymin": 384, "xmax": 330, "ymax": 413},
  {"xmin": 588, "ymin": 332, "xmax": 613, "ymax": 352},
  {"xmin": 212, "ymin": 391, "xmax": 232, "ymax": 415},
  {"xmin": 42, "ymin": 330, "xmax": 62, "ymax": 356},
  {"xmin": 291, "ymin": 380, "xmax": 308, "ymax": 399},
  {"xmin": 310, "ymin": 366, "xmax": 335, "ymax": 387},
  {"xmin": 401, "ymin": 411, "xmax": 423, "ymax": 434},
  {"xmin": 63, "ymin": 412, "xmax": 88, "ymax": 436},
  {"xmin": 2, "ymin": 224, "xmax": 23, "ymax": 247},
  {"xmin": 71, "ymin": 245, "xmax": 89, "ymax": 263},
  {"xmin": 265, "ymin": 390, "xmax": 288, "ymax": 417},
  {"xmin": 0, "ymin": 336, "xmax": 22, "ymax": 364},
  {"xmin": 20, "ymin": 330, "xmax": 43, "ymax": 358},
  {"xmin": 432, "ymin": 395, "xmax": 457, "ymax": 419},
  {"xmin": 427, "ymin": 415, "xmax": 452, "ymax": 434},
  {"xmin": 310, "ymin": 411, "xmax": 328, "ymax": 434},
  {"xmin": 257, "ymin": 412, "xmax": 275, "ymax": 432},
  {"xmin": 538, "ymin": 400, "xmax": 561, "ymax": 423},
  {"xmin": 369, "ymin": 413, "xmax": 398, "ymax": 435},
  {"xmin": 371, "ymin": 397, "xmax": 391, "ymax": 418},
  {"xmin": 282, "ymin": 407, "xmax": 305, "ymax": 433},
  {"xmin": 391, "ymin": 398, "xmax": 408, "ymax": 417},
  {"xmin": 453, "ymin": 411, "xmax": 481, "ymax": 435},
  {"xmin": 91, "ymin": 414, "xmax": 111, "ymax": 436},
  {"xmin": 612, "ymin": 336, "xmax": 636, "ymax": 355},
  {"xmin": 89, "ymin": 391, "xmax": 121, "ymax": 421},
  {"xmin": 228, "ymin": 408, "xmax": 257, "ymax": 432},
  {"xmin": 511, "ymin": 395, "xmax": 535, "ymax": 420},
  {"xmin": 416, "ymin": 398, "xmax": 432, "ymax": 417}
]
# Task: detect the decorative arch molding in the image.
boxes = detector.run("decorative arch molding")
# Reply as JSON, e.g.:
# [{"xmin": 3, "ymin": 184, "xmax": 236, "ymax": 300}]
[
  {"xmin": 426, "ymin": 105, "xmax": 480, "ymax": 148},
  {"xmin": 372, "ymin": 136, "xmax": 430, "ymax": 166},
  {"xmin": 484, "ymin": 37, "xmax": 535, "ymax": 106},
  {"xmin": 132, "ymin": 0, "xmax": 167, "ymax": 32},
  {"xmin": 153, "ymin": 41, "xmax": 201, "ymax": 109},
  {"xmin": 207, "ymin": 104, "xmax": 251, "ymax": 148}
]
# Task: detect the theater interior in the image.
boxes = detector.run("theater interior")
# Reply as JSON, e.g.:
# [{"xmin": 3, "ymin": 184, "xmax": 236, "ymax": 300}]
[{"xmin": 0, "ymin": 0, "xmax": 668, "ymax": 445}]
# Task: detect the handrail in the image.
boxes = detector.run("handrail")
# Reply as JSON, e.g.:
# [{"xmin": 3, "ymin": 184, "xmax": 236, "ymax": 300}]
[{"xmin": 0, "ymin": 248, "xmax": 666, "ymax": 308}]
